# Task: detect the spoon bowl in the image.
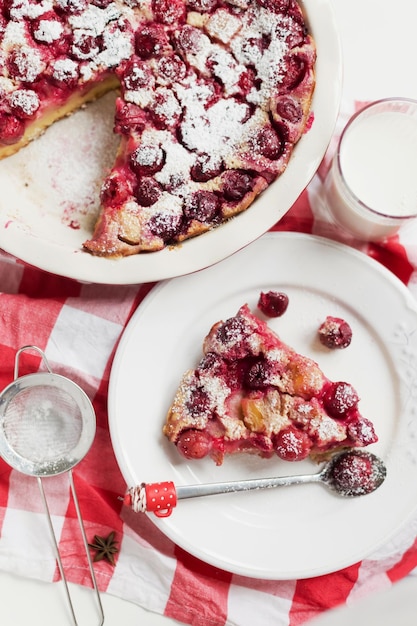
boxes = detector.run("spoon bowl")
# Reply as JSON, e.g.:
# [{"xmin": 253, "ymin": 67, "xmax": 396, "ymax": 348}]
[{"xmin": 320, "ymin": 449, "xmax": 386, "ymax": 497}]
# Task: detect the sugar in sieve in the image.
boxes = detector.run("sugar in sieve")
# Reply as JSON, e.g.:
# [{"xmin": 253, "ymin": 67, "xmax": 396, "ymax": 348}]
[{"xmin": 0, "ymin": 345, "xmax": 104, "ymax": 625}]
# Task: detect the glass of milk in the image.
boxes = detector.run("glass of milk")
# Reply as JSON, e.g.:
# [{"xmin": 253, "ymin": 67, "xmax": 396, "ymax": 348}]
[{"xmin": 324, "ymin": 98, "xmax": 417, "ymax": 240}]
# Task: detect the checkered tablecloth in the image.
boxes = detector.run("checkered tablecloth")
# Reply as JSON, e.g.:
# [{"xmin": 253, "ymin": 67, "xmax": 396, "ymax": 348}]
[{"xmin": 1, "ymin": 96, "xmax": 417, "ymax": 626}]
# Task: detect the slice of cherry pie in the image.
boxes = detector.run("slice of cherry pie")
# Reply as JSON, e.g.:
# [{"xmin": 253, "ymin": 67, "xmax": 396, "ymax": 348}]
[
  {"xmin": 163, "ymin": 304, "xmax": 377, "ymax": 465},
  {"xmin": 0, "ymin": 0, "xmax": 316, "ymax": 257}
]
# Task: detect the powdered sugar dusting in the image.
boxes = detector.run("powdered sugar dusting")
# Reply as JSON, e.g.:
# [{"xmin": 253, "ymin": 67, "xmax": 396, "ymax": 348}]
[
  {"xmin": 9, "ymin": 0, "xmax": 53, "ymax": 21},
  {"xmin": 69, "ymin": 3, "xmax": 122, "ymax": 35},
  {"xmin": 3, "ymin": 92, "xmax": 120, "ymax": 232},
  {"xmin": 95, "ymin": 24, "xmax": 133, "ymax": 68},
  {"xmin": 231, "ymin": 6, "xmax": 289, "ymax": 106},
  {"xmin": 142, "ymin": 193, "xmax": 183, "ymax": 222},
  {"xmin": 200, "ymin": 372, "xmax": 231, "ymax": 418},
  {"xmin": 208, "ymin": 46, "xmax": 245, "ymax": 95},
  {"xmin": 155, "ymin": 136, "xmax": 194, "ymax": 191},
  {"xmin": 151, "ymin": 88, "xmax": 182, "ymax": 126},
  {"xmin": 9, "ymin": 89, "xmax": 40, "ymax": 116},
  {"xmin": 206, "ymin": 8, "xmax": 242, "ymax": 44},
  {"xmin": 52, "ymin": 58, "xmax": 79, "ymax": 82},
  {"xmin": 10, "ymin": 45, "xmax": 45, "ymax": 82},
  {"xmin": 34, "ymin": 19, "xmax": 64, "ymax": 43},
  {"xmin": 309, "ymin": 414, "xmax": 346, "ymax": 445},
  {"xmin": 180, "ymin": 92, "xmax": 250, "ymax": 164},
  {"xmin": 2, "ymin": 21, "xmax": 27, "ymax": 49}
]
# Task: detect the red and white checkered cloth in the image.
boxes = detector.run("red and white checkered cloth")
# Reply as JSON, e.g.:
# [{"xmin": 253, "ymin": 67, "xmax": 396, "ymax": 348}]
[{"xmin": 1, "ymin": 100, "xmax": 417, "ymax": 626}]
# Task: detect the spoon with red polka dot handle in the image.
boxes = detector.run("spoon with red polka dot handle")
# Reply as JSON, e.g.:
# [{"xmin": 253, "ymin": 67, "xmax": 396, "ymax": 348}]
[{"xmin": 123, "ymin": 450, "xmax": 386, "ymax": 517}]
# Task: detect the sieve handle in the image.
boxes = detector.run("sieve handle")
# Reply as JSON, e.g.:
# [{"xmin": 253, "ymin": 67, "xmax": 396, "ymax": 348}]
[
  {"xmin": 14, "ymin": 345, "xmax": 53, "ymax": 380},
  {"xmin": 38, "ymin": 472, "xmax": 104, "ymax": 625}
]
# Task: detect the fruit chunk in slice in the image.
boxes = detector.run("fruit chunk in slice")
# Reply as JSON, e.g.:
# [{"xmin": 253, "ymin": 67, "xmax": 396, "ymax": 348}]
[{"xmin": 163, "ymin": 305, "xmax": 377, "ymax": 465}]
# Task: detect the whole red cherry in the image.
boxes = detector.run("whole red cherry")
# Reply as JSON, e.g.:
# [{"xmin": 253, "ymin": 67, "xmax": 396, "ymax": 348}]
[
  {"xmin": 318, "ymin": 316, "xmax": 352, "ymax": 349},
  {"xmin": 273, "ymin": 427, "xmax": 312, "ymax": 461},
  {"xmin": 176, "ymin": 429, "xmax": 212, "ymax": 460},
  {"xmin": 0, "ymin": 112, "xmax": 25, "ymax": 145},
  {"xmin": 222, "ymin": 170, "xmax": 253, "ymax": 202},
  {"xmin": 323, "ymin": 382, "xmax": 359, "ymax": 419},
  {"xmin": 135, "ymin": 177, "xmax": 161, "ymax": 207},
  {"xmin": 130, "ymin": 144, "xmax": 165, "ymax": 176},
  {"xmin": 257, "ymin": 291, "xmax": 289, "ymax": 317}
]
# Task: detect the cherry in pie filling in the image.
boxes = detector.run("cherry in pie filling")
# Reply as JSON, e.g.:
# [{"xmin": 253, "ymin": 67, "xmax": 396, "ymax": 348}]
[
  {"xmin": 0, "ymin": 0, "xmax": 316, "ymax": 257},
  {"xmin": 164, "ymin": 304, "xmax": 377, "ymax": 465}
]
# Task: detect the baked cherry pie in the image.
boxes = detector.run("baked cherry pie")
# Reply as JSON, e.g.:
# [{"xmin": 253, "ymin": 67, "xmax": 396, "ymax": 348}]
[
  {"xmin": 164, "ymin": 304, "xmax": 377, "ymax": 465},
  {"xmin": 0, "ymin": 0, "xmax": 316, "ymax": 256}
]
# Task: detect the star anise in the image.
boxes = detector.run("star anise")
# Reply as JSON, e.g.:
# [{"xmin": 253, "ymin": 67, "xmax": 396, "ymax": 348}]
[{"xmin": 88, "ymin": 531, "xmax": 119, "ymax": 566}]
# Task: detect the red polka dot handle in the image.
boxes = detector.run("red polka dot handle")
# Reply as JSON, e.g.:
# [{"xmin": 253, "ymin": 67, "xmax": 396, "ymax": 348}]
[{"xmin": 125, "ymin": 482, "xmax": 177, "ymax": 518}]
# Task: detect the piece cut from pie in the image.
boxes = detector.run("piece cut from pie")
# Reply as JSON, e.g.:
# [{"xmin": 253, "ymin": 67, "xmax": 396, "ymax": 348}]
[
  {"xmin": 163, "ymin": 304, "xmax": 377, "ymax": 465},
  {"xmin": 0, "ymin": 0, "xmax": 316, "ymax": 257}
]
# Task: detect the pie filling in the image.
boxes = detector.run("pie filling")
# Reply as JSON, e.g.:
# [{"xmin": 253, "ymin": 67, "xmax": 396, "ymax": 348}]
[
  {"xmin": 0, "ymin": 0, "xmax": 316, "ymax": 257},
  {"xmin": 164, "ymin": 305, "xmax": 378, "ymax": 466}
]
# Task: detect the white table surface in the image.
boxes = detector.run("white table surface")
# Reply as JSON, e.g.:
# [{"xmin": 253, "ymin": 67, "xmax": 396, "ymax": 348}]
[
  {"xmin": 2, "ymin": 1, "xmax": 417, "ymax": 624},
  {"xmin": 0, "ymin": 570, "xmax": 180, "ymax": 625}
]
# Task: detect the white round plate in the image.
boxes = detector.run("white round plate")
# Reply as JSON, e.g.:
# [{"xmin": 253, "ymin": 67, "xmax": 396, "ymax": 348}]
[
  {"xmin": 109, "ymin": 232, "xmax": 417, "ymax": 579},
  {"xmin": 0, "ymin": 1, "xmax": 342, "ymax": 285}
]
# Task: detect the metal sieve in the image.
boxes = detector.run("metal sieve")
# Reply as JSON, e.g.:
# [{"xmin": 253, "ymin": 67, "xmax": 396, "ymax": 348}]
[{"xmin": 0, "ymin": 345, "xmax": 104, "ymax": 625}]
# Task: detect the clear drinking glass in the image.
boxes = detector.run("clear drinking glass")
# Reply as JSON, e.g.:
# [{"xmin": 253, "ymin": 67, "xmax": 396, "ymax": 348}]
[{"xmin": 324, "ymin": 98, "xmax": 417, "ymax": 240}]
